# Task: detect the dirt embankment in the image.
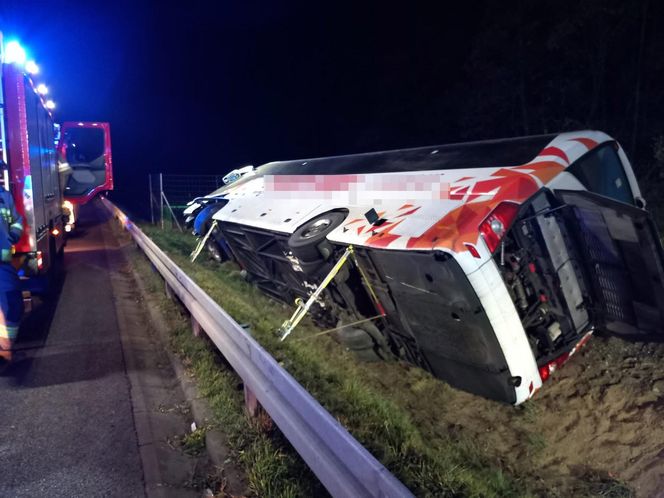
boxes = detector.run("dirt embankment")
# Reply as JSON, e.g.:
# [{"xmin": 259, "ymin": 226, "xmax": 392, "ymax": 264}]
[{"xmin": 360, "ymin": 332, "xmax": 664, "ymax": 497}]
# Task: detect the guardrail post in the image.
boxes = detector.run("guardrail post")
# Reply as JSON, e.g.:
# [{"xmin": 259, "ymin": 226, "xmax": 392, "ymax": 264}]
[
  {"xmin": 244, "ymin": 384, "xmax": 260, "ymax": 417},
  {"xmin": 164, "ymin": 281, "xmax": 174, "ymax": 300},
  {"xmin": 191, "ymin": 316, "xmax": 202, "ymax": 337}
]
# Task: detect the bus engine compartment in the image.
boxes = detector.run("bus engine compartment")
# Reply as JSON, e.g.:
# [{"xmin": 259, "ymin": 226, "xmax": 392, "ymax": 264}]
[{"xmin": 498, "ymin": 188, "xmax": 664, "ymax": 377}]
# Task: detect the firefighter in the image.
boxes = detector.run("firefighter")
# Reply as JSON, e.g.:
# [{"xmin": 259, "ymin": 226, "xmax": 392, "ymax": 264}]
[{"xmin": 0, "ymin": 162, "xmax": 23, "ymax": 363}]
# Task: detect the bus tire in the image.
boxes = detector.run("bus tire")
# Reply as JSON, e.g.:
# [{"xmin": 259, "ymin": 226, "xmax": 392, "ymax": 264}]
[{"xmin": 288, "ymin": 211, "xmax": 347, "ymax": 263}]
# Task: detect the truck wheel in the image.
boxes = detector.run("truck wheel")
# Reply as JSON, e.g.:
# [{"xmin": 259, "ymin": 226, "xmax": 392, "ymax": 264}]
[
  {"xmin": 47, "ymin": 236, "xmax": 64, "ymax": 294},
  {"xmin": 288, "ymin": 211, "xmax": 347, "ymax": 263}
]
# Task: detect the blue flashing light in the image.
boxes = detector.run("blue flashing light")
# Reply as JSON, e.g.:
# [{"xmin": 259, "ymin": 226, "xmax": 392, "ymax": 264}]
[{"xmin": 4, "ymin": 41, "xmax": 27, "ymax": 65}]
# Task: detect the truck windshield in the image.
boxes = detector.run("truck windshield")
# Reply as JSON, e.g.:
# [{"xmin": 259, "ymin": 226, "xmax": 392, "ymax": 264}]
[
  {"xmin": 65, "ymin": 128, "xmax": 104, "ymax": 165},
  {"xmin": 64, "ymin": 128, "xmax": 106, "ymax": 196}
]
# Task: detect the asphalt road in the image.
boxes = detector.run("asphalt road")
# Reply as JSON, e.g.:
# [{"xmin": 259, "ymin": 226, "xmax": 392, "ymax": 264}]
[{"xmin": 0, "ymin": 202, "xmax": 145, "ymax": 497}]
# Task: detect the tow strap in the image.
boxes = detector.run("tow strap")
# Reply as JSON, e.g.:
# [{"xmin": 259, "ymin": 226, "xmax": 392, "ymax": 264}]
[
  {"xmin": 279, "ymin": 245, "xmax": 385, "ymax": 341},
  {"xmin": 190, "ymin": 220, "xmax": 218, "ymax": 262},
  {"xmin": 292, "ymin": 314, "xmax": 385, "ymax": 342}
]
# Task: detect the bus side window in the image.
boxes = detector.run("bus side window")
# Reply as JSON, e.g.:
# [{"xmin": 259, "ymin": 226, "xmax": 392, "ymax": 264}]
[{"xmin": 567, "ymin": 143, "xmax": 634, "ymax": 205}]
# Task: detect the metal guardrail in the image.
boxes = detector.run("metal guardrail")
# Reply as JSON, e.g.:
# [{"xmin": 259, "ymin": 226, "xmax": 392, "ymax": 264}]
[{"xmin": 102, "ymin": 198, "xmax": 414, "ymax": 498}]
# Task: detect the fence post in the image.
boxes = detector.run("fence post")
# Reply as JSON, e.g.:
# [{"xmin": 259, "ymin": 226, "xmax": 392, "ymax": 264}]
[
  {"xmin": 149, "ymin": 174, "xmax": 155, "ymax": 225},
  {"xmin": 159, "ymin": 173, "xmax": 164, "ymax": 230},
  {"xmin": 161, "ymin": 190, "xmax": 183, "ymax": 232}
]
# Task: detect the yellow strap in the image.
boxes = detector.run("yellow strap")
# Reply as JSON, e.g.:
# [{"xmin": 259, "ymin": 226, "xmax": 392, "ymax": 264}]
[
  {"xmin": 279, "ymin": 245, "xmax": 354, "ymax": 341},
  {"xmin": 280, "ymin": 245, "xmax": 388, "ymax": 341},
  {"xmin": 190, "ymin": 220, "xmax": 218, "ymax": 262},
  {"xmin": 350, "ymin": 251, "xmax": 384, "ymax": 314}
]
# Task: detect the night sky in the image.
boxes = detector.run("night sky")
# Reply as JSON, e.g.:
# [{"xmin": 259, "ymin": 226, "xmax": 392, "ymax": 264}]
[
  {"xmin": 1, "ymin": 1, "xmax": 662, "ymax": 216},
  {"xmin": 0, "ymin": 2, "xmax": 487, "ymax": 213}
]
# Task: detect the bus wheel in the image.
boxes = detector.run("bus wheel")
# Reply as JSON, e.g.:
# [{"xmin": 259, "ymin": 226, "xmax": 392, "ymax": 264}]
[
  {"xmin": 206, "ymin": 239, "xmax": 224, "ymax": 263},
  {"xmin": 336, "ymin": 326, "xmax": 383, "ymax": 362},
  {"xmin": 288, "ymin": 211, "xmax": 347, "ymax": 263}
]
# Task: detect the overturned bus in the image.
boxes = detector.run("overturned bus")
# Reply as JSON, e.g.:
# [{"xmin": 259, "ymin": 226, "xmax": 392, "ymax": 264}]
[{"xmin": 188, "ymin": 131, "xmax": 664, "ymax": 404}]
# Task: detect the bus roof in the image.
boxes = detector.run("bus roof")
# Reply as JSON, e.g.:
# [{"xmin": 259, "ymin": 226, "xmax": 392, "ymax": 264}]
[{"xmin": 258, "ymin": 134, "xmax": 558, "ymax": 176}]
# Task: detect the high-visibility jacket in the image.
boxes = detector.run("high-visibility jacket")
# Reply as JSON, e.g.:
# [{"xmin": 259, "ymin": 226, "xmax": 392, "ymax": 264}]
[{"xmin": 0, "ymin": 187, "xmax": 23, "ymax": 263}]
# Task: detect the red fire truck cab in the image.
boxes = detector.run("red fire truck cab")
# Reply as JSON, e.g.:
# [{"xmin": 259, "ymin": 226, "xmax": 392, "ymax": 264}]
[
  {"xmin": 58, "ymin": 121, "xmax": 114, "ymax": 232},
  {"xmin": 0, "ymin": 34, "xmax": 113, "ymax": 293}
]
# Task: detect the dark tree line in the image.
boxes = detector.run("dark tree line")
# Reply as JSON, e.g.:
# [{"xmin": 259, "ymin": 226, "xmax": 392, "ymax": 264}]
[
  {"xmin": 326, "ymin": 0, "xmax": 664, "ymax": 219},
  {"xmin": 316, "ymin": 0, "xmax": 664, "ymax": 195},
  {"xmin": 460, "ymin": 0, "xmax": 663, "ymax": 172}
]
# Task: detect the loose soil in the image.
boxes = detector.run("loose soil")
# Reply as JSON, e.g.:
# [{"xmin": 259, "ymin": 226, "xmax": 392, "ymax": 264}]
[{"xmin": 354, "ymin": 333, "xmax": 664, "ymax": 497}]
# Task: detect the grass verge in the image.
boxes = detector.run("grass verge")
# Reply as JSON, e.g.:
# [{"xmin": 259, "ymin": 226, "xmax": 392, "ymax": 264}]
[
  {"xmin": 134, "ymin": 224, "xmax": 533, "ymax": 498},
  {"xmin": 131, "ymin": 244, "xmax": 325, "ymax": 497}
]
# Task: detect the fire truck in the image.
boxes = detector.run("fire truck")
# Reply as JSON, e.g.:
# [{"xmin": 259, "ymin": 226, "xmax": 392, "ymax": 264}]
[{"xmin": 0, "ymin": 33, "xmax": 113, "ymax": 293}]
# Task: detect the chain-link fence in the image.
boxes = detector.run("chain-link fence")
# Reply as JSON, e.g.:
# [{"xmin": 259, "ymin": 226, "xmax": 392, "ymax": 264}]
[{"xmin": 148, "ymin": 173, "xmax": 226, "ymax": 230}]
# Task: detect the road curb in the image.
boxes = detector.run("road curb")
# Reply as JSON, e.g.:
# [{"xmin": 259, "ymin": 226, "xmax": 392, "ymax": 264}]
[
  {"xmin": 124, "ymin": 242, "xmax": 243, "ymax": 490},
  {"xmin": 103, "ymin": 218, "xmax": 205, "ymax": 498}
]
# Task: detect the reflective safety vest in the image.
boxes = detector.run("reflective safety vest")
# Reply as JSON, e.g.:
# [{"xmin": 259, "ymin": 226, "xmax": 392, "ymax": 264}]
[{"xmin": 0, "ymin": 188, "xmax": 23, "ymax": 263}]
